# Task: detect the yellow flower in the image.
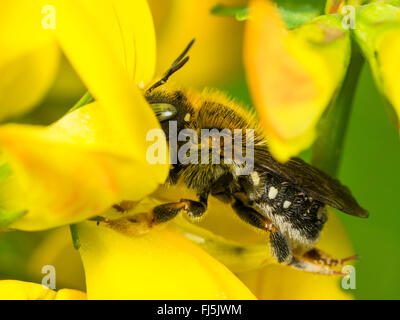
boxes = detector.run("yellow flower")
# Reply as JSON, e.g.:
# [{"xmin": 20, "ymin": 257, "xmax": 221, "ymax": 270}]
[
  {"xmin": 244, "ymin": 0, "xmax": 350, "ymax": 161},
  {"xmin": 353, "ymin": 2, "xmax": 400, "ymax": 129},
  {"xmin": 0, "ymin": 0, "xmax": 356, "ymax": 300},
  {"xmin": 170, "ymin": 196, "xmax": 354, "ymax": 300},
  {"xmin": 0, "ymin": 0, "xmax": 256, "ymax": 300},
  {"xmin": 0, "ymin": 280, "xmax": 86, "ymax": 300},
  {"xmin": 245, "ymin": 0, "xmax": 400, "ymax": 160},
  {"xmin": 0, "ymin": 0, "xmax": 168, "ymax": 230},
  {"xmin": 76, "ymin": 221, "xmax": 255, "ymax": 299},
  {"xmin": 0, "ymin": 0, "xmax": 59, "ymax": 121}
]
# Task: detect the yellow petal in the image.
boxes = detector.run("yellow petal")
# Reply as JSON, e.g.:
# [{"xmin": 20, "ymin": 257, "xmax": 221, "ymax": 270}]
[
  {"xmin": 379, "ymin": 29, "xmax": 400, "ymax": 123},
  {"xmin": 76, "ymin": 221, "xmax": 256, "ymax": 299},
  {"xmin": 48, "ymin": 0, "xmax": 161, "ymax": 156},
  {"xmin": 49, "ymin": 101, "xmax": 168, "ymax": 196},
  {"xmin": 0, "ymin": 280, "xmax": 86, "ymax": 300},
  {"xmin": 244, "ymin": 0, "xmax": 350, "ymax": 161},
  {"xmin": 0, "ymin": 101, "xmax": 166, "ymax": 230},
  {"xmin": 0, "ymin": 280, "xmax": 56, "ymax": 300},
  {"xmin": 55, "ymin": 289, "xmax": 87, "ymax": 300},
  {"xmin": 48, "ymin": 0, "xmax": 156, "ymax": 85},
  {"xmin": 27, "ymin": 226, "xmax": 85, "ymax": 291},
  {"xmin": 0, "ymin": 0, "xmax": 59, "ymax": 120},
  {"xmin": 149, "ymin": 0, "xmax": 244, "ymax": 89},
  {"xmin": 354, "ymin": 3, "xmax": 400, "ymax": 127},
  {"xmin": 237, "ymin": 211, "xmax": 354, "ymax": 299},
  {"xmin": 154, "ymin": 184, "xmax": 356, "ymax": 299}
]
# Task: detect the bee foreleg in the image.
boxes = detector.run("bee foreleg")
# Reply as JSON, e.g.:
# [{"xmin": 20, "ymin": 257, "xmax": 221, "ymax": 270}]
[
  {"xmin": 231, "ymin": 199, "xmax": 292, "ymax": 264},
  {"xmin": 104, "ymin": 202, "xmax": 187, "ymax": 234},
  {"xmin": 152, "ymin": 202, "xmax": 187, "ymax": 223},
  {"xmin": 97, "ymin": 200, "xmax": 201, "ymax": 236},
  {"xmin": 103, "ymin": 190, "xmax": 207, "ymax": 233},
  {"xmin": 179, "ymin": 198, "xmax": 207, "ymax": 220}
]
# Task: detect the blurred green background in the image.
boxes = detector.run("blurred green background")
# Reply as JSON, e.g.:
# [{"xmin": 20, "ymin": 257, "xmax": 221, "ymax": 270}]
[{"xmin": 1, "ymin": 0, "xmax": 399, "ymax": 300}]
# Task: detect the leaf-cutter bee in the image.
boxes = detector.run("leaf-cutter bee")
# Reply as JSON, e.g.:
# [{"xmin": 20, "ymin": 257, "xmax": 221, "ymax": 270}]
[{"xmin": 140, "ymin": 40, "xmax": 369, "ymax": 275}]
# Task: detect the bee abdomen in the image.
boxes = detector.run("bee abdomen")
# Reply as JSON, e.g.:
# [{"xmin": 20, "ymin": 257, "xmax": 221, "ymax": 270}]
[{"xmin": 257, "ymin": 172, "xmax": 327, "ymax": 241}]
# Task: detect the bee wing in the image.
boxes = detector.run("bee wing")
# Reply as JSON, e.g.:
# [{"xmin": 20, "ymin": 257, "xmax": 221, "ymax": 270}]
[{"xmin": 255, "ymin": 152, "xmax": 369, "ymax": 218}]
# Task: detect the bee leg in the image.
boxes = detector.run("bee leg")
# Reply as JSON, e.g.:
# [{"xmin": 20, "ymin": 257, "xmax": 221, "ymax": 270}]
[
  {"xmin": 286, "ymin": 249, "xmax": 359, "ymax": 275},
  {"xmin": 287, "ymin": 257, "xmax": 347, "ymax": 275},
  {"xmin": 178, "ymin": 198, "xmax": 207, "ymax": 219},
  {"xmin": 288, "ymin": 257, "xmax": 345, "ymax": 275},
  {"xmin": 270, "ymin": 231, "xmax": 293, "ymax": 264},
  {"xmin": 300, "ymin": 248, "xmax": 359, "ymax": 268},
  {"xmin": 98, "ymin": 197, "xmax": 207, "ymax": 235},
  {"xmin": 97, "ymin": 202, "xmax": 189, "ymax": 236},
  {"xmin": 231, "ymin": 199, "xmax": 292, "ymax": 264},
  {"xmin": 151, "ymin": 202, "xmax": 188, "ymax": 224},
  {"xmin": 153, "ymin": 195, "xmax": 208, "ymax": 224}
]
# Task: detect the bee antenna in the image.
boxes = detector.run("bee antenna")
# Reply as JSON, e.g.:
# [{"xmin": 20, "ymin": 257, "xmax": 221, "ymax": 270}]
[
  {"xmin": 146, "ymin": 39, "xmax": 195, "ymax": 93},
  {"xmin": 170, "ymin": 38, "xmax": 195, "ymax": 69}
]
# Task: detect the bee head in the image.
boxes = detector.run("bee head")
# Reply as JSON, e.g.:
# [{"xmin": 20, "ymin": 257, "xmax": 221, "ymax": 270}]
[{"xmin": 145, "ymin": 89, "xmax": 195, "ymax": 140}]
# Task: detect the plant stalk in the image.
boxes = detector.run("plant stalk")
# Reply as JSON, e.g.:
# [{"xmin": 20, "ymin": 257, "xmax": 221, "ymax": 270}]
[{"xmin": 311, "ymin": 43, "xmax": 364, "ymax": 177}]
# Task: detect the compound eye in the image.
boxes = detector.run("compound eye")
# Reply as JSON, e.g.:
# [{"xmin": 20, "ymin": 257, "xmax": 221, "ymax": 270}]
[{"xmin": 150, "ymin": 103, "xmax": 177, "ymax": 122}]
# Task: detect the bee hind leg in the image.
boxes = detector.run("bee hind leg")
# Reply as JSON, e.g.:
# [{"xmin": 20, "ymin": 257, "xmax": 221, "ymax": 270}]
[
  {"xmin": 287, "ymin": 249, "xmax": 359, "ymax": 275},
  {"xmin": 232, "ymin": 198, "xmax": 292, "ymax": 264},
  {"xmin": 301, "ymin": 248, "xmax": 359, "ymax": 267}
]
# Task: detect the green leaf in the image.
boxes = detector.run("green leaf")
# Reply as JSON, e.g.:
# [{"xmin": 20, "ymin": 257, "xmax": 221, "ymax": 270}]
[
  {"xmin": 210, "ymin": 4, "xmax": 249, "ymax": 21},
  {"xmin": 275, "ymin": 0, "xmax": 324, "ymax": 28},
  {"xmin": 279, "ymin": 7, "xmax": 321, "ymax": 28},
  {"xmin": 210, "ymin": 1, "xmax": 322, "ymax": 28}
]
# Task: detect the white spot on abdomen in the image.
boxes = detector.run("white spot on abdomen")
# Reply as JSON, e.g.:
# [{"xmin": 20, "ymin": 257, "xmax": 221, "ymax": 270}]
[
  {"xmin": 268, "ymin": 186, "xmax": 278, "ymax": 199},
  {"xmin": 283, "ymin": 200, "xmax": 291, "ymax": 209}
]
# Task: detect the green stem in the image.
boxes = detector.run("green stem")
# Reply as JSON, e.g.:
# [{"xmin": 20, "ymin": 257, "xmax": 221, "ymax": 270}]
[
  {"xmin": 68, "ymin": 91, "xmax": 93, "ymax": 114},
  {"xmin": 311, "ymin": 43, "xmax": 364, "ymax": 177}
]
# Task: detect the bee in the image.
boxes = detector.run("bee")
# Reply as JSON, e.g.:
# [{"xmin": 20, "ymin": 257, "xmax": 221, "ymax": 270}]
[{"xmin": 132, "ymin": 40, "xmax": 368, "ymax": 275}]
